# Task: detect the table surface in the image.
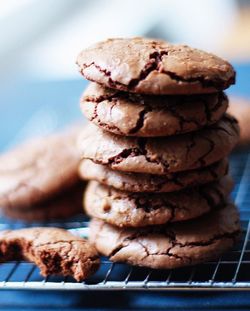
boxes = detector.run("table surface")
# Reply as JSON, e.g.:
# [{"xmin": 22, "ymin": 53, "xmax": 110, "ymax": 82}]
[{"xmin": 0, "ymin": 63, "xmax": 250, "ymax": 310}]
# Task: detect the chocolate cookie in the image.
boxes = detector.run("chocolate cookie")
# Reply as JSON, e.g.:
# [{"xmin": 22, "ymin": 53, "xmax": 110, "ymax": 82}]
[
  {"xmin": 81, "ymin": 83, "xmax": 228, "ymax": 137},
  {"xmin": 228, "ymin": 97, "xmax": 250, "ymax": 146},
  {"xmin": 0, "ymin": 227, "xmax": 100, "ymax": 281},
  {"xmin": 76, "ymin": 37, "xmax": 235, "ymax": 95},
  {"xmin": 78, "ymin": 115, "xmax": 239, "ymax": 175},
  {"xmin": 0, "ymin": 125, "xmax": 81, "ymax": 209},
  {"xmin": 89, "ymin": 203, "xmax": 240, "ymax": 269},
  {"xmin": 2, "ymin": 183, "xmax": 84, "ymax": 222},
  {"xmin": 84, "ymin": 177, "xmax": 233, "ymax": 227},
  {"xmin": 79, "ymin": 158, "xmax": 228, "ymax": 193}
]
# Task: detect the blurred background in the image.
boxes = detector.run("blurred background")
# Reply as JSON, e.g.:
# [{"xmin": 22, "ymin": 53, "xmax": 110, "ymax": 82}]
[{"xmin": 0, "ymin": 0, "xmax": 249, "ymax": 149}]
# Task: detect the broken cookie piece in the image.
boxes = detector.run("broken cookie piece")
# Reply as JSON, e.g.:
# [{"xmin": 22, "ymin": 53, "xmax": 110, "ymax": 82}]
[{"xmin": 0, "ymin": 227, "xmax": 100, "ymax": 281}]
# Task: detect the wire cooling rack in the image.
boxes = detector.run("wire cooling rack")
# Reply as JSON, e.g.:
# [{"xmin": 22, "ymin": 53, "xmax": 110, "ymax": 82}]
[{"xmin": 0, "ymin": 150, "xmax": 250, "ymax": 291}]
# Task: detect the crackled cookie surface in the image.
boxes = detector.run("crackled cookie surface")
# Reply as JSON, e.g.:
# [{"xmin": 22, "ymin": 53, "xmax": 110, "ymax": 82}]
[
  {"xmin": 78, "ymin": 115, "xmax": 239, "ymax": 175},
  {"xmin": 89, "ymin": 203, "xmax": 240, "ymax": 269},
  {"xmin": 81, "ymin": 83, "xmax": 228, "ymax": 137},
  {"xmin": 84, "ymin": 177, "xmax": 233, "ymax": 227},
  {"xmin": 77, "ymin": 38, "xmax": 235, "ymax": 95},
  {"xmin": 79, "ymin": 159, "xmax": 228, "ymax": 193},
  {"xmin": 0, "ymin": 125, "xmax": 81, "ymax": 209},
  {"xmin": 0, "ymin": 227, "xmax": 99, "ymax": 281}
]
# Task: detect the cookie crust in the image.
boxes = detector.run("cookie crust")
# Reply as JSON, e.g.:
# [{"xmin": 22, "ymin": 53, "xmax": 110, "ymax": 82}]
[
  {"xmin": 77, "ymin": 38, "xmax": 235, "ymax": 95},
  {"xmin": 81, "ymin": 83, "xmax": 228, "ymax": 137},
  {"xmin": 79, "ymin": 158, "xmax": 229, "ymax": 193},
  {"xmin": 89, "ymin": 203, "xmax": 240, "ymax": 269},
  {"xmin": 84, "ymin": 177, "xmax": 233, "ymax": 227},
  {"xmin": 78, "ymin": 115, "xmax": 239, "ymax": 174}
]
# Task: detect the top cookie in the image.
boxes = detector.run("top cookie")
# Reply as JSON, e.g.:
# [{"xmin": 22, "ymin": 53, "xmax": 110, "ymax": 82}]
[{"xmin": 76, "ymin": 37, "xmax": 235, "ymax": 95}]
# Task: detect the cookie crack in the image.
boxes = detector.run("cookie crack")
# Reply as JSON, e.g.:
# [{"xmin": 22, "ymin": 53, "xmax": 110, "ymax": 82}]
[
  {"xmin": 173, "ymin": 231, "xmax": 240, "ymax": 248},
  {"xmin": 129, "ymin": 50, "xmax": 221, "ymax": 90},
  {"xmin": 160, "ymin": 70, "xmax": 234, "ymax": 90},
  {"xmin": 151, "ymin": 246, "xmax": 191, "ymax": 262},
  {"xmin": 202, "ymin": 99, "xmax": 212, "ymax": 122},
  {"xmin": 128, "ymin": 51, "xmax": 169, "ymax": 88},
  {"xmin": 206, "ymin": 93, "xmax": 228, "ymax": 122},
  {"xmin": 167, "ymin": 102, "xmax": 202, "ymax": 131},
  {"xmin": 108, "ymin": 227, "xmax": 240, "ymax": 264},
  {"xmin": 84, "ymin": 90, "xmax": 122, "ymax": 103},
  {"xmin": 185, "ymin": 132, "xmax": 196, "ymax": 162},
  {"xmin": 132, "ymin": 195, "xmax": 178, "ymax": 221},
  {"xmin": 88, "ymin": 100, "xmax": 124, "ymax": 135},
  {"xmin": 108, "ymin": 148, "xmax": 142, "ymax": 165},
  {"xmin": 208, "ymin": 160, "xmax": 228, "ymax": 179},
  {"xmin": 81, "ymin": 51, "xmax": 235, "ymax": 91},
  {"xmin": 137, "ymin": 138, "xmax": 170, "ymax": 169},
  {"xmin": 198, "ymin": 185, "xmax": 225, "ymax": 209},
  {"xmin": 84, "ymin": 89, "xmax": 144, "ymax": 104},
  {"xmin": 128, "ymin": 107, "xmax": 152, "ymax": 134},
  {"xmin": 196, "ymin": 134, "xmax": 215, "ymax": 167},
  {"xmin": 107, "ymin": 138, "xmax": 166, "ymax": 168},
  {"xmin": 150, "ymin": 230, "xmax": 239, "ymax": 262},
  {"xmin": 210, "ymin": 124, "xmax": 238, "ymax": 137}
]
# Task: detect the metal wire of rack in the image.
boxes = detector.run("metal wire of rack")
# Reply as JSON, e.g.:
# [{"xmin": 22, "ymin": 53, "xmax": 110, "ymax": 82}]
[{"xmin": 0, "ymin": 151, "xmax": 250, "ymax": 291}]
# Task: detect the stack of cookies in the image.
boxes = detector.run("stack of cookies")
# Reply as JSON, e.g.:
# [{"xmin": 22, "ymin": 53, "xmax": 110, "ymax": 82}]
[{"xmin": 76, "ymin": 38, "xmax": 241, "ymax": 269}]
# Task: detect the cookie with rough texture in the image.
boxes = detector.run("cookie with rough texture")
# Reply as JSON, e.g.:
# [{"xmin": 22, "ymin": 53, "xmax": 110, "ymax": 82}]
[
  {"xmin": 81, "ymin": 83, "xmax": 228, "ymax": 137},
  {"xmin": 228, "ymin": 97, "xmax": 250, "ymax": 146},
  {"xmin": 2, "ymin": 183, "xmax": 84, "ymax": 222},
  {"xmin": 0, "ymin": 227, "xmax": 100, "ymax": 281},
  {"xmin": 79, "ymin": 158, "xmax": 228, "ymax": 193},
  {"xmin": 0, "ymin": 125, "xmax": 81, "ymax": 209},
  {"xmin": 77, "ymin": 37, "xmax": 235, "ymax": 95},
  {"xmin": 89, "ymin": 203, "xmax": 240, "ymax": 269},
  {"xmin": 78, "ymin": 115, "xmax": 239, "ymax": 175},
  {"xmin": 84, "ymin": 177, "xmax": 233, "ymax": 228}
]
